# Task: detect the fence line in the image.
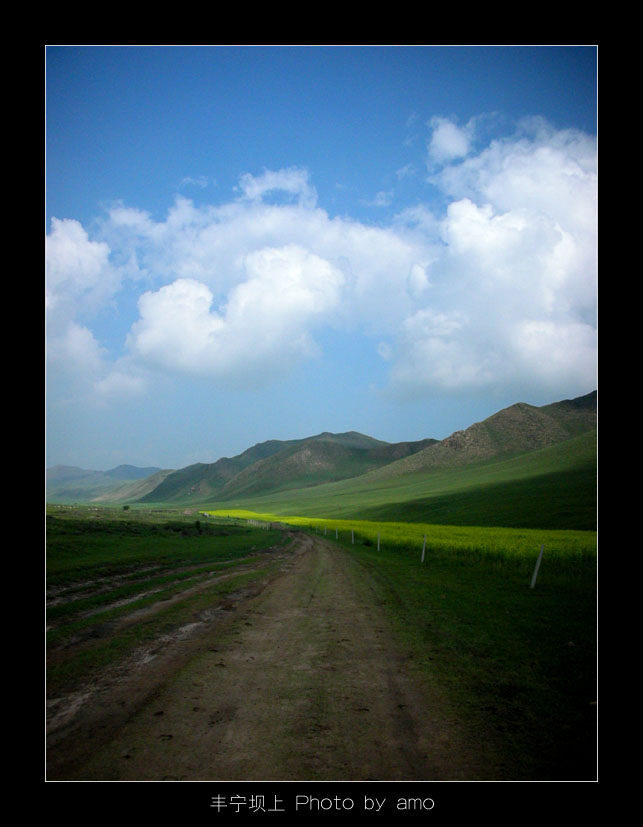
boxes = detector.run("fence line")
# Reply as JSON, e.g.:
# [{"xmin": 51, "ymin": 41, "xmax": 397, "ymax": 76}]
[{"xmin": 227, "ymin": 518, "xmax": 551, "ymax": 584}]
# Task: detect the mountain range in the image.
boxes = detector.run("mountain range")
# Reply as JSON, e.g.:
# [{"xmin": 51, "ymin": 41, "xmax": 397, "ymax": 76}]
[
  {"xmin": 45, "ymin": 464, "xmax": 164, "ymax": 502},
  {"xmin": 46, "ymin": 391, "xmax": 597, "ymax": 530}
]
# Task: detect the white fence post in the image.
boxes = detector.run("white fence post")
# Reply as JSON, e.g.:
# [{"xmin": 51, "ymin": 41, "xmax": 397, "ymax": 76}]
[
  {"xmin": 351, "ymin": 529, "xmax": 354, "ymax": 545},
  {"xmin": 530, "ymin": 544, "xmax": 545, "ymax": 588},
  {"xmin": 377, "ymin": 533, "xmax": 380, "ymax": 551},
  {"xmin": 421, "ymin": 534, "xmax": 426, "ymax": 563}
]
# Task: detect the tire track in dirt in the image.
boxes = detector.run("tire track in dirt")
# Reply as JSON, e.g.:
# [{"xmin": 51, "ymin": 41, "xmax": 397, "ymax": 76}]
[{"xmin": 49, "ymin": 533, "xmax": 491, "ymax": 781}]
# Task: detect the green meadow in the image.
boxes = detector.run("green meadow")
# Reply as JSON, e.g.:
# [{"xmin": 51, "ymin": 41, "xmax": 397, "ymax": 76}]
[
  {"xmin": 210, "ymin": 509, "xmax": 595, "ymax": 564},
  {"xmin": 48, "ymin": 419, "xmax": 597, "ymax": 779},
  {"xmin": 46, "ymin": 507, "xmax": 289, "ymax": 692},
  {"xmin": 345, "ymin": 528, "xmax": 597, "ymax": 780},
  {"xmin": 205, "ymin": 430, "xmax": 596, "ymax": 531},
  {"xmin": 209, "ymin": 508, "xmax": 597, "ymax": 779}
]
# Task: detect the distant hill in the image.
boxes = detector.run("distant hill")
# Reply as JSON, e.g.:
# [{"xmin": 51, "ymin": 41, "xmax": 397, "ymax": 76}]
[
  {"xmin": 136, "ymin": 438, "xmax": 305, "ymax": 504},
  {"xmin": 90, "ymin": 469, "xmax": 176, "ymax": 503},
  {"xmin": 209, "ymin": 427, "xmax": 597, "ymax": 531},
  {"xmin": 46, "ymin": 464, "xmax": 164, "ymax": 503},
  {"xmin": 46, "ymin": 391, "xmax": 596, "ymax": 532},
  {"xmin": 215, "ymin": 434, "xmax": 437, "ymax": 500},
  {"xmin": 199, "ymin": 390, "xmax": 597, "ymax": 531},
  {"xmin": 47, "ymin": 466, "xmax": 101, "ymax": 484},
  {"xmin": 138, "ymin": 431, "xmax": 436, "ymax": 504},
  {"xmin": 361, "ymin": 391, "xmax": 597, "ymax": 481},
  {"xmin": 103, "ymin": 464, "xmax": 163, "ymax": 481}
]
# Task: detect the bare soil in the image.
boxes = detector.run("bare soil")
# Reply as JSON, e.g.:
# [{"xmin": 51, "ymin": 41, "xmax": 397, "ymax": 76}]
[{"xmin": 46, "ymin": 532, "xmax": 492, "ymax": 781}]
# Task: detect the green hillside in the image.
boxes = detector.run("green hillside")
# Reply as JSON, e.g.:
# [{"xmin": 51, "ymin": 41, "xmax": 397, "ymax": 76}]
[
  {"xmin": 359, "ymin": 463, "xmax": 596, "ymax": 530},
  {"xmin": 217, "ymin": 435, "xmax": 436, "ymax": 500},
  {"xmin": 207, "ymin": 429, "xmax": 596, "ymax": 531},
  {"xmin": 47, "ymin": 392, "xmax": 596, "ymax": 531},
  {"xmin": 136, "ymin": 438, "xmax": 301, "ymax": 503},
  {"xmin": 139, "ymin": 431, "xmax": 434, "ymax": 504},
  {"xmin": 363, "ymin": 391, "xmax": 597, "ymax": 481}
]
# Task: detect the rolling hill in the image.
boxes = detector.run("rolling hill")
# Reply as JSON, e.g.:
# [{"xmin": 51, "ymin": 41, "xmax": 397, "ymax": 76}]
[
  {"xmin": 46, "ymin": 464, "xmax": 165, "ymax": 503},
  {"xmin": 89, "ymin": 469, "xmax": 176, "ymax": 504},
  {"xmin": 137, "ymin": 431, "xmax": 436, "ymax": 504},
  {"xmin": 198, "ymin": 391, "xmax": 597, "ymax": 530},
  {"xmin": 137, "ymin": 391, "xmax": 595, "ymax": 506},
  {"xmin": 361, "ymin": 390, "xmax": 597, "ymax": 481},
  {"xmin": 46, "ymin": 391, "xmax": 597, "ymax": 530}
]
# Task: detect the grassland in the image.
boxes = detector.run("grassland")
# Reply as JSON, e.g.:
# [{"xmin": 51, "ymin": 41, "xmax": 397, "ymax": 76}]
[
  {"xmin": 345, "ymin": 530, "xmax": 597, "ymax": 780},
  {"xmin": 209, "ymin": 509, "xmax": 597, "ymax": 779},
  {"xmin": 47, "ymin": 485, "xmax": 597, "ymax": 778},
  {"xmin": 202, "ymin": 430, "xmax": 596, "ymax": 531},
  {"xmin": 209, "ymin": 509, "xmax": 596, "ymax": 567},
  {"xmin": 46, "ymin": 506, "xmax": 290, "ymax": 694}
]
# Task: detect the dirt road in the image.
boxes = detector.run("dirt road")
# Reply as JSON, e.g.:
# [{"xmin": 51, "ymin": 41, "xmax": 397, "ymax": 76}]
[{"xmin": 47, "ymin": 533, "xmax": 489, "ymax": 781}]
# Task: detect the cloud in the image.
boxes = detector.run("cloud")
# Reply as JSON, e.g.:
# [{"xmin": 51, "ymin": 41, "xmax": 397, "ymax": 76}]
[
  {"xmin": 427, "ymin": 116, "xmax": 472, "ymax": 165},
  {"xmin": 100, "ymin": 190, "xmax": 430, "ymax": 337},
  {"xmin": 510, "ymin": 320, "xmax": 597, "ymax": 390},
  {"xmin": 434, "ymin": 118, "xmax": 597, "ymax": 230},
  {"xmin": 395, "ymin": 163, "xmax": 416, "ymax": 180},
  {"xmin": 179, "ymin": 175, "xmax": 210, "ymax": 189},
  {"xmin": 236, "ymin": 167, "xmax": 317, "ymax": 208},
  {"xmin": 46, "ymin": 217, "xmax": 118, "ymax": 322},
  {"xmin": 46, "ymin": 118, "xmax": 597, "ymax": 405},
  {"xmin": 46, "ymin": 219, "xmax": 130, "ymax": 404},
  {"xmin": 362, "ymin": 190, "xmax": 393, "ymax": 208},
  {"xmin": 47, "ymin": 321, "xmax": 106, "ymax": 374},
  {"xmin": 94, "ymin": 369, "xmax": 147, "ymax": 398},
  {"xmin": 383, "ymin": 118, "xmax": 596, "ymax": 398},
  {"xmin": 45, "ymin": 217, "xmax": 153, "ymax": 404},
  {"xmin": 126, "ymin": 245, "xmax": 345, "ymax": 386},
  {"xmin": 387, "ymin": 308, "xmax": 499, "ymax": 394}
]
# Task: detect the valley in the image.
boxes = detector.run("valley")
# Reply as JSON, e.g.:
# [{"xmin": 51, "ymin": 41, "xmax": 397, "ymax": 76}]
[{"xmin": 46, "ymin": 391, "xmax": 598, "ymax": 781}]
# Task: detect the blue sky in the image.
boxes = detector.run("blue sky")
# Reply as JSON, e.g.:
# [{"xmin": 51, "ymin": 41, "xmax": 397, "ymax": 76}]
[{"xmin": 46, "ymin": 45, "xmax": 597, "ymax": 471}]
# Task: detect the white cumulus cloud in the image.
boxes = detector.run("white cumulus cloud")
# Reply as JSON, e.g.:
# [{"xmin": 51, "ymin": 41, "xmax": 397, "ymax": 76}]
[
  {"xmin": 46, "ymin": 217, "xmax": 118, "ymax": 321},
  {"xmin": 127, "ymin": 245, "xmax": 345, "ymax": 385},
  {"xmin": 46, "ymin": 118, "xmax": 597, "ymax": 406},
  {"xmin": 386, "ymin": 118, "xmax": 597, "ymax": 398}
]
